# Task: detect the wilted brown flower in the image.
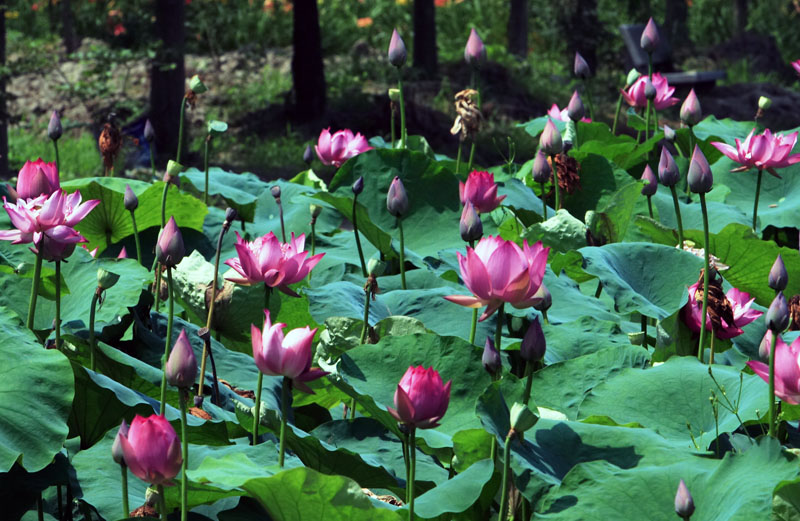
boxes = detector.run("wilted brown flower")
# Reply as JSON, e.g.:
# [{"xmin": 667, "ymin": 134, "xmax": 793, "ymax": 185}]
[
  {"xmin": 450, "ymin": 89, "xmax": 482, "ymax": 142},
  {"xmin": 98, "ymin": 121, "xmax": 122, "ymax": 174},
  {"xmin": 788, "ymin": 295, "xmax": 800, "ymax": 331},
  {"xmin": 692, "ymin": 268, "xmax": 735, "ymax": 333}
]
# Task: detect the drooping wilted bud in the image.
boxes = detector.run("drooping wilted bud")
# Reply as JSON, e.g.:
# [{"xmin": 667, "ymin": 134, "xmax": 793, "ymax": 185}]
[
  {"xmin": 658, "ymin": 147, "xmax": 680, "ymax": 187},
  {"xmin": 144, "ymin": 119, "xmax": 155, "ymax": 143},
  {"xmin": 674, "ymin": 479, "xmax": 695, "ymax": 520},
  {"xmin": 48, "ymin": 110, "xmax": 62, "ymax": 141},
  {"xmin": 510, "ymin": 402, "xmax": 538, "ymax": 434},
  {"xmin": 687, "ymin": 145, "xmax": 713, "ymax": 194},
  {"xmin": 520, "ymin": 317, "xmax": 546, "ymax": 363},
  {"xmin": 111, "ymin": 420, "xmax": 129, "ymax": 465},
  {"xmin": 640, "ymin": 17, "xmax": 660, "ymax": 53},
  {"xmin": 574, "ymin": 52, "xmax": 591, "ymax": 79},
  {"xmin": 303, "ymin": 145, "xmax": 314, "ymax": 164},
  {"xmin": 271, "ymin": 185, "xmax": 281, "ymax": 201},
  {"xmin": 663, "ymin": 124, "xmax": 676, "ymax": 143},
  {"xmin": 567, "ymin": 91, "xmax": 585, "ymax": 122},
  {"xmin": 352, "ymin": 176, "xmax": 364, "ymax": 195},
  {"xmin": 156, "ymin": 216, "xmax": 185, "ymax": 268},
  {"xmin": 464, "ymin": 28, "xmax": 486, "ymax": 67},
  {"xmin": 124, "ymin": 184, "xmax": 138, "ymax": 212},
  {"xmin": 644, "ymin": 77, "xmax": 656, "ymax": 101},
  {"xmin": 482, "ymin": 337, "xmax": 501, "ymax": 376},
  {"xmin": 539, "ymin": 119, "xmax": 563, "ymax": 156},
  {"xmin": 388, "ymin": 28, "xmax": 407, "ymax": 68},
  {"xmin": 626, "ymin": 68, "xmax": 641, "ymax": 87},
  {"xmin": 641, "ymin": 165, "xmax": 658, "ymax": 196},
  {"xmin": 680, "ymin": 89, "xmax": 702, "ymax": 126},
  {"xmin": 310, "ymin": 204, "xmax": 323, "ymax": 219},
  {"xmin": 367, "ymin": 257, "xmax": 386, "ymax": 277},
  {"xmin": 532, "ymin": 284, "xmax": 552, "ymax": 312},
  {"xmin": 189, "ymin": 74, "xmax": 208, "ymax": 94},
  {"xmin": 97, "ymin": 268, "xmax": 120, "ymax": 290},
  {"xmin": 166, "ymin": 329, "xmax": 198, "ymax": 389},
  {"xmin": 386, "ymin": 176, "xmax": 409, "ymax": 217},
  {"xmin": 460, "ymin": 202, "xmax": 483, "ymax": 243},
  {"xmin": 769, "ymin": 254, "xmax": 788, "ymax": 292},
  {"xmin": 766, "ymin": 291, "xmax": 790, "ymax": 332},
  {"xmin": 224, "ymin": 207, "xmax": 238, "ymax": 226},
  {"xmin": 532, "ymin": 150, "xmax": 551, "ymax": 184}
]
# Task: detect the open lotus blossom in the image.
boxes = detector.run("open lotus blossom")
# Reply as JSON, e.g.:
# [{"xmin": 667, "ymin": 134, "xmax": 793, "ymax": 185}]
[
  {"xmin": 118, "ymin": 414, "xmax": 182, "ymax": 485},
  {"xmin": 444, "ymin": 235, "xmax": 550, "ymax": 321},
  {"xmin": 711, "ymin": 128, "xmax": 800, "ymax": 177},
  {"xmin": 546, "ymin": 103, "xmax": 591, "ymax": 124},
  {"xmin": 793, "ymin": 60, "xmax": 800, "ymax": 76},
  {"xmin": 682, "ymin": 281, "xmax": 762, "ymax": 339},
  {"xmin": 314, "ymin": 128, "xmax": 372, "ymax": 168},
  {"xmin": 621, "ymin": 72, "xmax": 679, "ymax": 110},
  {"xmin": 747, "ymin": 332, "xmax": 800, "ymax": 404},
  {"xmin": 387, "ymin": 366, "xmax": 451, "ymax": 429},
  {"xmin": 0, "ymin": 189, "xmax": 98, "ymax": 249},
  {"xmin": 225, "ymin": 231, "xmax": 324, "ymax": 296},
  {"xmin": 16, "ymin": 158, "xmax": 60, "ymax": 200},
  {"xmin": 459, "ymin": 170, "xmax": 506, "ymax": 213},
  {"xmin": 251, "ymin": 310, "xmax": 327, "ymax": 393}
]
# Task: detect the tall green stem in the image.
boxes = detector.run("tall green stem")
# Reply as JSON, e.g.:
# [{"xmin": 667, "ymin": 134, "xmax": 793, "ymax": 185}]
[
  {"xmin": 159, "ymin": 268, "xmax": 175, "ymax": 414},
  {"xmin": 469, "ymin": 308, "xmax": 478, "ymax": 346},
  {"xmin": 467, "ymin": 142, "xmax": 476, "ymax": 174},
  {"xmin": 130, "ymin": 210, "xmax": 142, "ymax": 266},
  {"xmin": 753, "ymin": 168, "xmax": 763, "ymax": 234},
  {"xmin": 583, "ymin": 79, "xmax": 595, "ymax": 121},
  {"xmin": 522, "ymin": 361, "xmax": 534, "ymax": 405},
  {"xmin": 252, "ymin": 372, "xmax": 263, "ymax": 445},
  {"xmin": 157, "ymin": 484, "xmax": 167, "ymax": 520},
  {"xmin": 612, "ymin": 93, "xmax": 624, "ymax": 136},
  {"xmin": 398, "ymin": 218, "xmax": 406, "ymax": 290},
  {"xmin": 26, "ymin": 246, "xmax": 44, "ymax": 331},
  {"xmin": 360, "ymin": 286, "xmax": 371, "ymax": 344},
  {"xmin": 149, "ymin": 143, "xmax": 157, "ymax": 179},
  {"xmin": 352, "ymin": 195, "xmax": 367, "ymax": 277},
  {"xmin": 179, "ymin": 391, "xmax": 189, "ymax": 521},
  {"xmin": 89, "ymin": 288, "xmax": 100, "ymax": 371},
  {"xmin": 768, "ymin": 328, "xmax": 777, "ymax": 437},
  {"xmin": 310, "ymin": 220, "xmax": 316, "ymax": 256},
  {"xmin": 495, "ymin": 304, "xmax": 505, "ymax": 352},
  {"xmin": 498, "ymin": 433, "xmax": 513, "ymax": 521},
  {"xmin": 709, "ymin": 331, "xmax": 716, "ymax": 365},
  {"xmin": 398, "ymin": 73, "xmax": 407, "ymax": 149},
  {"xmin": 540, "ymin": 181, "xmax": 547, "ymax": 220},
  {"xmin": 669, "ymin": 186, "xmax": 684, "ymax": 248},
  {"xmin": 645, "ymin": 99, "xmax": 651, "ymax": 145},
  {"xmin": 407, "ymin": 427, "xmax": 417, "ymax": 521},
  {"xmin": 120, "ymin": 464, "xmax": 129, "ymax": 518},
  {"xmin": 176, "ymin": 97, "xmax": 187, "ymax": 164},
  {"xmin": 55, "ymin": 260, "xmax": 61, "ymax": 349},
  {"xmin": 203, "ymin": 136, "xmax": 211, "ymax": 205},
  {"xmin": 455, "ymin": 142, "xmax": 462, "ymax": 175},
  {"xmin": 550, "ymin": 155, "xmax": 560, "ymax": 211},
  {"xmin": 53, "ymin": 140, "xmax": 60, "ymax": 175},
  {"xmin": 390, "ymin": 107, "xmax": 396, "ymax": 147},
  {"xmin": 279, "ymin": 377, "xmax": 290, "ymax": 468},
  {"xmin": 697, "ymin": 194, "xmax": 710, "ymax": 361},
  {"xmin": 647, "ymin": 195, "xmax": 653, "ymax": 219}
]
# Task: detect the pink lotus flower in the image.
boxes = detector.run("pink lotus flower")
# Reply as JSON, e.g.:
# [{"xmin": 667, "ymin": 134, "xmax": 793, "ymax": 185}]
[
  {"xmin": 747, "ymin": 332, "xmax": 800, "ymax": 404},
  {"xmin": 621, "ymin": 72, "xmax": 679, "ymax": 110},
  {"xmin": 251, "ymin": 310, "xmax": 327, "ymax": 393},
  {"xmin": 0, "ymin": 189, "xmax": 98, "ymax": 248},
  {"xmin": 459, "ymin": 170, "xmax": 506, "ymax": 214},
  {"xmin": 546, "ymin": 104, "xmax": 591, "ymax": 124},
  {"xmin": 387, "ymin": 366, "xmax": 451, "ymax": 429},
  {"xmin": 681, "ymin": 281, "xmax": 762, "ymax": 340},
  {"xmin": 225, "ymin": 231, "xmax": 324, "ymax": 296},
  {"xmin": 711, "ymin": 128, "xmax": 800, "ymax": 176},
  {"xmin": 792, "ymin": 60, "xmax": 800, "ymax": 76},
  {"xmin": 118, "ymin": 414, "xmax": 182, "ymax": 485},
  {"xmin": 444, "ymin": 235, "xmax": 550, "ymax": 321},
  {"xmin": 16, "ymin": 158, "xmax": 59, "ymax": 200},
  {"xmin": 314, "ymin": 128, "xmax": 372, "ymax": 168}
]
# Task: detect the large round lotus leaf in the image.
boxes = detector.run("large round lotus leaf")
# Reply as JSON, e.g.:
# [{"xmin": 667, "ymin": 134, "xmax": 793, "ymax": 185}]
[{"xmin": 181, "ymin": 167, "xmax": 268, "ymax": 222}]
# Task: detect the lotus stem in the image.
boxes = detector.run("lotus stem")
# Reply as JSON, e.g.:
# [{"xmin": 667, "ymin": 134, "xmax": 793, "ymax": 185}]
[
  {"xmin": 469, "ymin": 308, "xmax": 478, "ymax": 346},
  {"xmin": 352, "ymin": 195, "xmax": 367, "ymax": 277},
  {"xmin": 26, "ymin": 246, "xmax": 44, "ymax": 332},
  {"xmin": 495, "ymin": 303, "xmax": 505, "ymax": 352},
  {"xmin": 467, "ymin": 142, "xmax": 476, "ymax": 174},
  {"xmin": 398, "ymin": 72, "xmax": 407, "ymax": 149},
  {"xmin": 709, "ymin": 330, "xmax": 716, "ymax": 365},
  {"xmin": 398, "ymin": 218, "xmax": 407, "ymax": 290},
  {"xmin": 310, "ymin": 219, "xmax": 316, "ymax": 257},
  {"xmin": 647, "ymin": 195, "xmax": 653, "ymax": 219},
  {"xmin": 130, "ymin": 208, "xmax": 142, "ymax": 266},
  {"xmin": 697, "ymin": 193, "xmax": 710, "ymax": 361},
  {"xmin": 203, "ymin": 135, "xmax": 211, "ymax": 205},
  {"xmin": 120, "ymin": 463, "xmax": 129, "ymax": 518},
  {"xmin": 753, "ymin": 168, "xmax": 763, "ymax": 234},
  {"xmin": 498, "ymin": 431, "xmax": 513, "ymax": 521},
  {"xmin": 612, "ymin": 93, "xmax": 623, "ymax": 136},
  {"xmin": 179, "ymin": 390, "xmax": 189, "ymax": 521},
  {"xmin": 159, "ymin": 267, "xmax": 175, "ymax": 414},
  {"xmin": 157, "ymin": 484, "xmax": 167, "ymax": 520},
  {"xmin": 253, "ymin": 372, "xmax": 263, "ymax": 446},
  {"xmin": 549, "ymin": 155, "xmax": 560, "ymax": 211},
  {"xmin": 522, "ymin": 361, "xmax": 534, "ymax": 405},
  {"xmin": 89, "ymin": 287, "xmax": 101, "ymax": 372},
  {"xmin": 455, "ymin": 142, "xmax": 462, "ymax": 175},
  {"xmin": 279, "ymin": 376, "xmax": 290, "ymax": 468},
  {"xmin": 390, "ymin": 106, "xmax": 396, "ymax": 147},
  {"xmin": 669, "ymin": 185, "xmax": 685, "ymax": 248},
  {"xmin": 360, "ymin": 284, "xmax": 371, "ymax": 345},
  {"xmin": 55, "ymin": 260, "xmax": 61, "ymax": 349},
  {"xmin": 407, "ymin": 427, "xmax": 417, "ymax": 521},
  {"xmin": 768, "ymin": 328, "xmax": 777, "ymax": 437},
  {"xmin": 583, "ymin": 79, "xmax": 595, "ymax": 121},
  {"xmin": 645, "ymin": 100, "xmax": 651, "ymax": 146},
  {"xmin": 176, "ymin": 96, "xmax": 187, "ymax": 164},
  {"xmin": 53, "ymin": 140, "xmax": 60, "ymax": 175},
  {"xmin": 540, "ymin": 181, "xmax": 547, "ymax": 220}
]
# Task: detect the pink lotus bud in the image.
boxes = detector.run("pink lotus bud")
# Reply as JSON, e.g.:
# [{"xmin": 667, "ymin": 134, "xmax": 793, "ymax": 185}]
[
  {"xmin": 482, "ymin": 337, "xmax": 501, "ymax": 376},
  {"xmin": 464, "ymin": 28, "xmax": 486, "ymax": 67},
  {"xmin": 532, "ymin": 150, "xmax": 551, "ymax": 184},
  {"xmin": 520, "ymin": 317, "xmax": 546, "ymax": 362},
  {"xmin": 48, "ymin": 110, "xmax": 63, "ymax": 141},
  {"xmin": 540, "ymin": 119, "xmax": 563, "ymax": 156},
  {"xmin": 16, "ymin": 159, "xmax": 60, "ymax": 200},
  {"xmin": 111, "ymin": 419, "xmax": 129, "ymax": 465},
  {"xmin": 124, "ymin": 184, "xmax": 138, "ymax": 211},
  {"xmin": 533, "ymin": 285, "xmax": 552, "ymax": 312},
  {"xmin": 766, "ymin": 291, "xmax": 789, "ymax": 332},
  {"xmin": 769, "ymin": 254, "xmax": 788, "ymax": 292},
  {"xmin": 663, "ymin": 124, "xmax": 676, "ymax": 142},
  {"xmin": 387, "ymin": 366, "xmax": 451, "ymax": 429},
  {"xmin": 640, "ymin": 17, "xmax": 660, "ymax": 53},
  {"xmin": 117, "ymin": 247, "xmax": 127, "ymax": 259},
  {"xmin": 674, "ymin": 479, "xmax": 695, "ymax": 519},
  {"xmin": 166, "ymin": 329, "xmax": 198, "ymax": 389},
  {"xmin": 643, "ymin": 77, "xmax": 656, "ymax": 101},
  {"xmin": 459, "ymin": 170, "xmax": 506, "ymax": 213},
  {"xmin": 758, "ymin": 330, "xmax": 772, "ymax": 362},
  {"xmin": 687, "ymin": 146, "xmax": 712, "ymax": 193},
  {"xmin": 460, "ymin": 201, "xmax": 483, "ymax": 243},
  {"xmin": 574, "ymin": 52, "xmax": 591, "ymax": 79},
  {"xmin": 680, "ymin": 89, "xmax": 702, "ymax": 126},
  {"xmin": 303, "ymin": 145, "xmax": 314, "ymax": 164},
  {"xmin": 352, "ymin": 176, "xmax": 364, "ymax": 195},
  {"xmin": 641, "ymin": 165, "xmax": 658, "ymax": 196},
  {"xmin": 144, "ymin": 119, "xmax": 155, "ymax": 143},
  {"xmin": 658, "ymin": 147, "xmax": 680, "ymax": 187},
  {"xmin": 388, "ymin": 29, "xmax": 407, "ymax": 68},
  {"xmin": 156, "ymin": 216, "xmax": 185, "ymax": 268},
  {"xmin": 567, "ymin": 91, "xmax": 585, "ymax": 122},
  {"xmin": 387, "ymin": 176, "xmax": 409, "ymax": 217},
  {"xmin": 118, "ymin": 414, "xmax": 182, "ymax": 485},
  {"xmin": 37, "ymin": 234, "xmax": 78, "ymax": 262}
]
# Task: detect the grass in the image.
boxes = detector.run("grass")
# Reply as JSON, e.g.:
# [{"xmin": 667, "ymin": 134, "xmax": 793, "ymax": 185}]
[{"xmin": 9, "ymin": 122, "xmax": 103, "ymax": 181}]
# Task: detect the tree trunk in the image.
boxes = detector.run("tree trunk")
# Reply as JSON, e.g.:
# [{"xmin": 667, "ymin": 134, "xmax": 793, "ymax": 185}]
[
  {"xmin": 664, "ymin": 0, "xmax": 688, "ymax": 52},
  {"xmin": 413, "ymin": 0, "xmax": 437, "ymax": 75},
  {"xmin": 292, "ymin": 0, "xmax": 326, "ymax": 121},
  {"xmin": 60, "ymin": 0, "xmax": 79, "ymax": 54},
  {"xmin": 733, "ymin": 0, "xmax": 748, "ymax": 34},
  {"xmin": 560, "ymin": 0, "xmax": 600, "ymax": 73},
  {"xmin": 150, "ymin": 0, "xmax": 185, "ymax": 165},
  {"xmin": 508, "ymin": 0, "xmax": 528, "ymax": 57},
  {"xmin": 0, "ymin": 4, "xmax": 8, "ymax": 180}
]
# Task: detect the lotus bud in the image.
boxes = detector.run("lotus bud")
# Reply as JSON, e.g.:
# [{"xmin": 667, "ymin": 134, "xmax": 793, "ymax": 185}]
[
  {"xmin": 674, "ymin": 479, "xmax": 695, "ymax": 520},
  {"xmin": 310, "ymin": 204, "xmax": 323, "ymax": 219},
  {"xmin": 166, "ymin": 329, "xmax": 198, "ymax": 389},
  {"xmin": 207, "ymin": 120, "xmax": 228, "ymax": 135},
  {"xmin": 48, "ymin": 110, "xmax": 62, "ymax": 141},
  {"xmin": 532, "ymin": 150, "xmax": 551, "ymax": 184},
  {"xmin": 224, "ymin": 207, "xmax": 238, "ymax": 228},
  {"xmin": 758, "ymin": 96, "xmax": 772, "ymax": 110},
  {"xmin": 386, "ymin": 176, "xmax": 409, "ymax": 217},
  {"xmin": 758, "ymin": 330, "xmax": 772, "ymax": 362},
  {"xmin": 687, "ymin": 145, "xmax": 713, "ymax": 193},
  {"xmin": 769, "ymin": 255, "xmax": 788, "ymax": 292},
  {"xmin": 388, "ymin": 29, "xmax": 407, "ymax": 68},
  {"xmin": 193, "ymin": 395, "xmax": 204, "ymax": 407},
  {"xmin": 464, "ymin": 28, "xmax": 486, "ymax": 67},
  {"xmin": 352, "ymin": 176, "xmax": 364, "ymax": 195},
  {"xmin": 567, "ymin": 91, "xmax": 585, "ymax": 122},
  {"xmin": 680, "ymin": 89, "xmax": 702, "ymax": 126},
  {"xmin": 111, "ymin": 420, "xmax": 129, "ymax": 465},
  {"xmin": 641, "ymin": 165, "xmax": 658, "ymax": 196},
  {"xmin": 539, "ymin": 119, "xmax": 563, "ymax": 156},
  {"xmin": 144, "ymin": 119, "xmax": 155, "ymax": 143},
  {"xmin": 367, "ymin": 257, "xmax": 386, "ymax": 277},
  {"xmin": 156, "ymin": 216, "xmax": 185, "ymax": 268},
  {"xmin": 460, "ymin": 202, "xmax": 483, "ymax": 243},
  {"xmin": 145, "ymin": 486, "xmax": 159, "ymax": 507},
  {"xmin": 303, "ymin": 144, "xmax": 314, "ymax": 164},
  {"xmin": 482, "ymin": 337, "xmax": 501, "ymax": 377},
  {"xmin": 510, "ymin": 402, "xmax": 538, "ymax": 434},
  {"xmin": 663, "ymin": 124, "xmax": 676, "ymax": 143},
  {"xmin": 271, "ymin": 185, "xmax": 281, "ymax": 201},
  {"xmin": 388, "ymin": 88, "xmax": 400, "ymax": 102},
  {"xmin": 658, "ymin": 147, "xmax": 680, "ymax": 187},
  {"xmin": 532, "ymin": 284, "xmax": 552, "ymax": 312},
  {"xmin": 189, "ymin": 74, "xmax": 208, "ymax": 94},
  {"xmin": 766, "ymin": 291, "xmax": 790, "ymax": 332},
  {"xmin": 164, "ymin": 160, "xmax": 183, "ymax": 187},
  {"xmin": 520, "ymin": 316, "xmax": 546, "ymax": 363},
  {"xmin": 124, "ymin": 184, "xmax": 138, "ymax": 212},
  {"xmin": 640, "ymin": 17, "xmax": 660, "ymax": 53},
  {"xmin": 644, "ymin": 77, "xmax": 656, "ymax": 101},
  {"xmin": 97, "ymin": 268, "xmax": 120, "ymax": 290},
  {"xmin": 626, "ymin": 68, "xmax": 641, "ymax": 87},
  {"xmin": 574, "ymin": 52, "xmax": 591, "ymax": 79}
]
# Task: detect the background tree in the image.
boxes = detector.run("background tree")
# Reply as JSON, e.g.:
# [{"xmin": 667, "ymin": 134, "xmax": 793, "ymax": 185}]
[
  {"xmin": 665, "ymin": 0, "xmax": 688, "ymax": 54},
  {"xmin": 733, "ymin": 0, "xmax": 748, "ymax": 34},
  {"xmin": 559, "ymin": 0, "xmax": 601, "ymax": 73},
  {"xmin": 292, "ymin": 0, "xmax": 326, "ymax": 121},
  {"xmin": 0, "ymin": 3, "xmax": 7, "ymax": 180},
  {"xmin": 60, "ymin": 0, "xmax": 79, "ymax": 54},
  {"xmin": 508, "ymin": 0, "xmax": 528, "ymax": 57},
  {"xmin": 150, "ymin": 0, "xmax": 185, "ymax": 165},
  {"xmin": 413, "ymin": 0, "xmax": 437, "ymax": 75}
]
